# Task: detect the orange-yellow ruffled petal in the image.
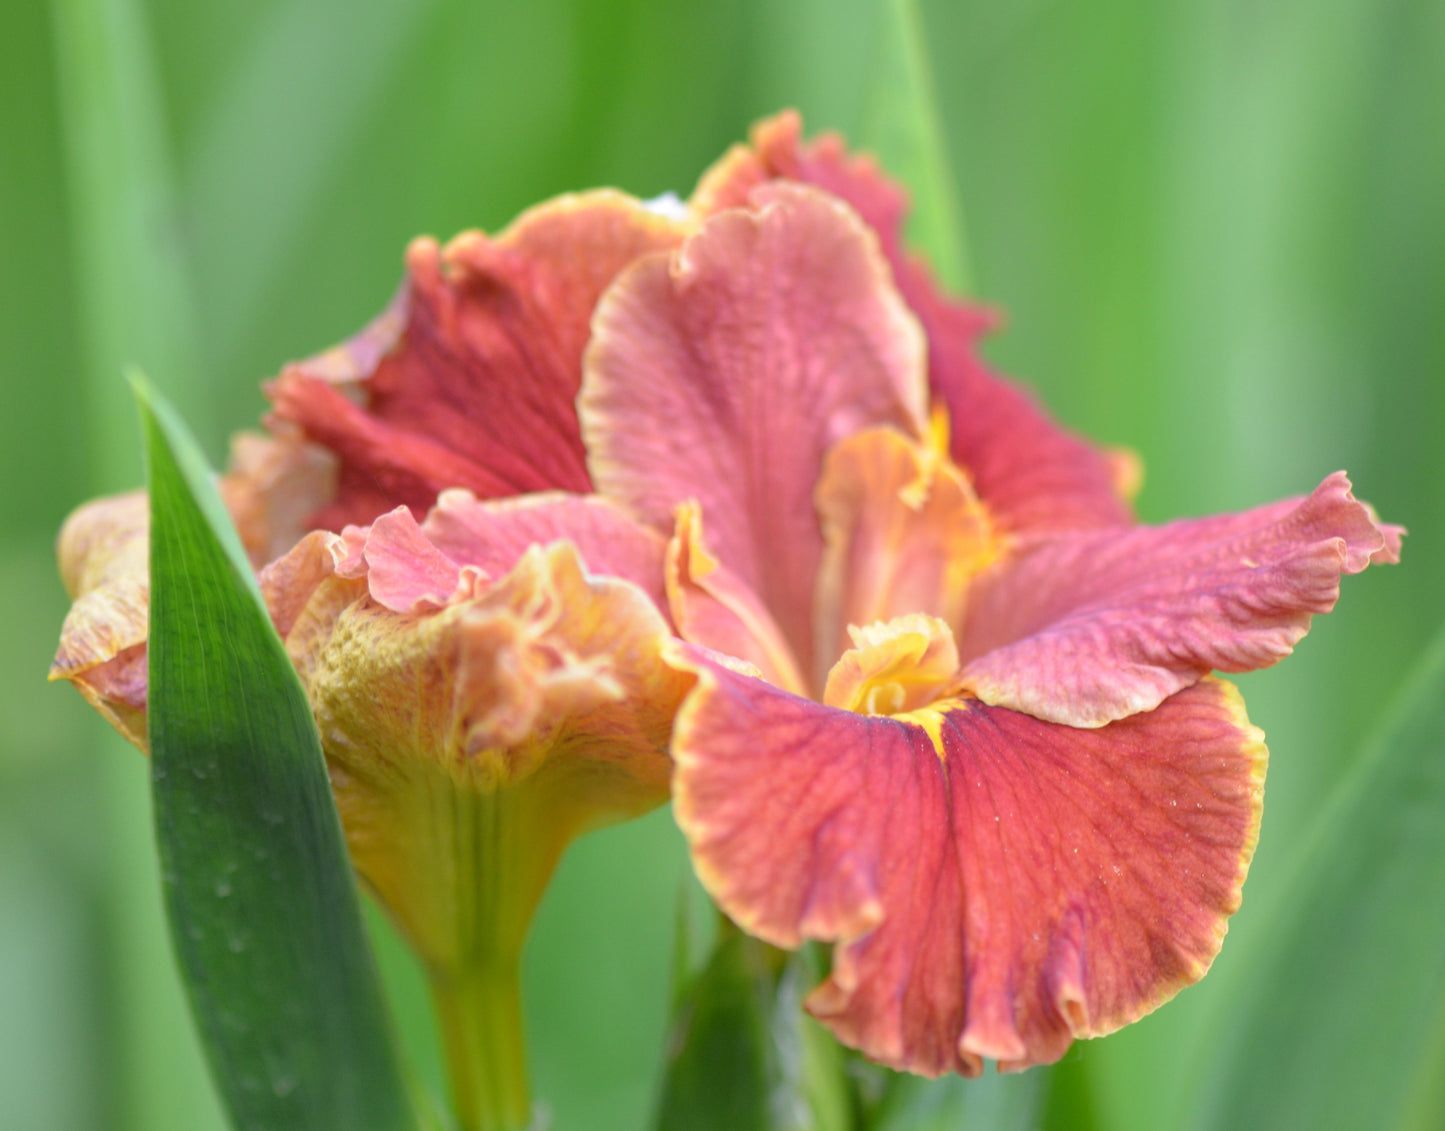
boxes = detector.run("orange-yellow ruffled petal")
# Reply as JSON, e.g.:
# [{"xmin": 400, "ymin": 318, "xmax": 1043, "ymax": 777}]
[
  {"xmin": 664, "ymin": 501, "xmax": 808, "ymax": 696},
  {"xmin": 50, "ymin": 491, "xmax": 151, "ymax": 747},
  {"xmin": 813, "ymin": 424, "xmax": 997, "ymax": 690},
  {"xmin": 50, "ymin": 426, "xmax": 343, "ymax": 749}
]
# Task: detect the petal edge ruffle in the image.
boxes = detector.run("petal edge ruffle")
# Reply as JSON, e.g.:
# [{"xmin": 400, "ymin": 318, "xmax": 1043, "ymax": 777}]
[
  {"xmin": 668, "ymin": 647, "xmax": 1266, "ymax": 1076},
  {"xmin": 958, "ymin": 472, "xmax": 1404, "ymax": 726}
]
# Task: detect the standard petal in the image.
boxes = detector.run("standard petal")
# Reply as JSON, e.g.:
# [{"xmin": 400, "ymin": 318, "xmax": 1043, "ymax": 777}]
[
  {"xmin": 582, "ymin": 183, "xmax": 929, "ymax": 675},
  {"xmin": 50, "ymin": 491, "xmax": 150, "ymax": 747},
  {"xmin": 959, "ymin": 472, "xmax": 1405, "ymax": 727},
  {"xmin": 269, "ymin": 191, "xmax": 686, "ymax": 530},
  {"xmin": 813, "ymin": 424, "xmax": 997, "ymax": 688},
  {"xmin": 694, "ymin": 111, "xmax": 1134, "ymax": 534},
  {"xmin": 669, "ymin": 647, "xmax": 1266, "ymax": 1076}
]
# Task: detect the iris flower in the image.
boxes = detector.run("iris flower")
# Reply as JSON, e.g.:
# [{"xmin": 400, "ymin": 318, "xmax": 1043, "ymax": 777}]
[{"xmin": 52, "ymin": 111, "xmax": 1400, "ymax": 1101}]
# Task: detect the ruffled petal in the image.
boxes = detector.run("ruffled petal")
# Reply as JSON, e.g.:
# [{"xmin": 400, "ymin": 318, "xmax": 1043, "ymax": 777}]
[
  {"xmin": 329, "ymin": 491, "xmax": 671, "ymax": 618},
  {"xmin": 959, "ymin": 472, "xmax": 1405, "ymax": 727},
  {"xmin": 49, "ymin": 491, "xmax": 151, "ymax": 747},
  {"xmin": 279, "ymin": 522, "xmax": 691, "ymax": 971},
  {"xmin": 50, "ymin": 429, "xmax": 347, "ymax": 750},
  {"xmin": 813, "ymin": 424, "xmax": 997, "ymax": 688},
  {"xmin": 669, "ymin": 645, "xmax": 1266, "ymax": 1076},
  {"xmin": 582, "ymin": 183, "xmax": 929, "ymax": 675},
  {"xmin": 693, "ymin": 111, "xmax": 1134, "ymax": 534},
  {"xmin": 421, "ymin": 489, "xmax": 669, "ymax": 616},
  {"xmin": 269, "ymin": 191, "xmax": 686, "ymax": 530}
]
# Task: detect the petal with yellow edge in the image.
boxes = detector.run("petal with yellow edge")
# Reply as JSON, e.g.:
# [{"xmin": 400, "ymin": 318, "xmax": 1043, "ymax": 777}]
[
  {"xmin": 268, "ymin": 190, "xmax": 687, "ymax": 531},
  {"xmin": 669, "ymin": 621, "xmax": 1266, "ymax": 1078},
  {"xmin": 958, "ymin": 472, "xmax": 1405, "ymax": 727},
  {"xmin": 50, "ymin": 491, "xmax": 150, "ymax": 747},
  {"xmin": 664, "ymin": 500, "xmax": 808, "ymax": 697},
  {"xmin": 692, "ymin": 110, "xmax": 1135, "ymax": 534},
  {"xmin": 582, "ymin": 182, "xmax": 929, "ymax": 677}
]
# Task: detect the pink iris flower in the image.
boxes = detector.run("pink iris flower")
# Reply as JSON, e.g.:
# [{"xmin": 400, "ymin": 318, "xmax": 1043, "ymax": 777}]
[{"xmin": 52, "ymin": 113, "xmax": 1400, "ymax": 1081}]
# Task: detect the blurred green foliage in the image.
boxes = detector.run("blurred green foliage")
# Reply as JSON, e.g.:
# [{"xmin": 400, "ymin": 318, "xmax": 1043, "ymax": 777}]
[{"xmin": 4, "ymin": 0, "xmax": 1441, "ymax": 1128}]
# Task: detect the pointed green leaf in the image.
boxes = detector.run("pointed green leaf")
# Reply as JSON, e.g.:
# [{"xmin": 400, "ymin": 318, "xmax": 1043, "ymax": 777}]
[
  {"xmin": 860, "ymin": 0, "xmax": 972, "ymax": 295},
  {"xmin": 653, "ymin": 920, "xmax": 852, "ymax": 1131},
  {"xmin": 139, "ymin": 375, "xmax": 416, "ymax": 1131},
  {"xmin": 1188, "ymin": 625, "xmax": 1445, "ymax": 1131},
  {"xmin": 50, "ymin": 0, "xmax": 207, "ymax": 485}
]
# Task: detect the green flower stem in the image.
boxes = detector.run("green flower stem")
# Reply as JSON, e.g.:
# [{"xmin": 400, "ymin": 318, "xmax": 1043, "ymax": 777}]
[
  {"xmin": 430, "ymin": 958, "xmax": 530, "ymax": 1131},
  {"xmin": 357, "ymin": 771, "xmax": 569, "ymax": 1131}
]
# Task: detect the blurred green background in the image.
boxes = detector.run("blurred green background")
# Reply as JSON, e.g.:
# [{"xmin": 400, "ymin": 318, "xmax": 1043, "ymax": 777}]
[{"xmin": 4, "ymin": 0, "xmax": 1442, "ymax": 1128}]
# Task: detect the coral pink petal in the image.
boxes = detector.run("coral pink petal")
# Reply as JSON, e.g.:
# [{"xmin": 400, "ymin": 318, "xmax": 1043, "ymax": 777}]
[
  {"xmin": 582, "ymin": 184, "xmax": 929, "ymax": 675},
  {"xmin": 669, "ymin": 646, "xmax": 1266, "ymax": 1076},
  {"xmin": 268, "ymin": 191, "xmax": 685, "ymax": 530},
  {"xmin": 959, "ymin": 472, "xmax": 1405, "ymax": 727},
  {"xmin": 665, "ymin": 501, "xmax": 808, "ymax": 695},
  {"xmin": 916, "ymin": 296, "xmax": 1136, "ymax": 533},
  {"xmin": 694, "ymin": 111, "xmax": 1133, "ymax": 534},
  {"xmin": 421, "ymin": 489, "xmax": 669, "ymax": 615},
  {"xmin": 347, "ymin": 507, "xmax": 469, "ymax": 612},
  {"xmin": 331, "ymin": 492, "xmax": 671, "ymax": 618}
]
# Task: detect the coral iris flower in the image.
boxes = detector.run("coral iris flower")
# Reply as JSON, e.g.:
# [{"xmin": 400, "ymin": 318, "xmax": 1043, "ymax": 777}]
[
  {"xmin": 50, "ymin": 113, "xmax": 1401, "ymax": 1088},
  {"xmin": 579, "ymin": 119, "xmax": 1401, "ymax": 1075}
]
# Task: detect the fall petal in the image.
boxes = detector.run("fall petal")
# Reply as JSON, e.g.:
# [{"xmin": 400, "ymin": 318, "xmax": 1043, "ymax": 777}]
[
  {"xmin": 269, "ymin": 191, "xmax": 686, "ymax": 531},
  {"xmin": 959, "ymin": 472, "xmax": 1405, "ymax": 727},
  {"xmin": 694, "ymin": 111, "xmax": 1134, "ymax": 534},
  {"xmin": 669, "ymin": 645, "xmax": 1266, "ymax": 1076},
  {"xmin": 582, "ymin": 183, "xmax": 929, "ymax": 675}
]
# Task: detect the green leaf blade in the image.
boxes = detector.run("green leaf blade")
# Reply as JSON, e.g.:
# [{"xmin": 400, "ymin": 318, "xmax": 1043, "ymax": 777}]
[
  {"xmin": 139, "ymin": 377, "xmax": 416, "ymax": 1131},
  {"xmin": 861, "ymin": 0, "xmax": 973, "ymax": 296},
  {"xmin": 1188, "ymin": 625, "xmax": 1445, "ymax": 1131}
]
